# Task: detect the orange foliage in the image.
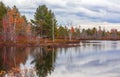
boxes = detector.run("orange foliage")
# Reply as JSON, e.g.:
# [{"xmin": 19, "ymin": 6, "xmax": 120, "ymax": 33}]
[
  {"xmin": 6, "ymin": 7, "xmax": 27, "ymax": 34},
  {"xmin": 3, "ymin": 6, "xmax": 31, "ymax": 31},
  {"xmin": 2, "ymin": 6, "xmax": 32, "ymax": 42},
  {"xmin": 71, "ymin": 26, "xmax": 74, "ymax": 33}
]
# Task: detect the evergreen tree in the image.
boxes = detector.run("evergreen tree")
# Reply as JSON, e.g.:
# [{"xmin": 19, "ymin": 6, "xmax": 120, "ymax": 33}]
[
  {"xmin": 0, "ymin": 1, "xmax": 7, "ymax": 32},
  {"xmin": 31, "ymin": 5, "xmax": 57, "ymax": 38},
  {"xmin": 57, "ymin": 26, "xmax": 68, "ymax": 37}
]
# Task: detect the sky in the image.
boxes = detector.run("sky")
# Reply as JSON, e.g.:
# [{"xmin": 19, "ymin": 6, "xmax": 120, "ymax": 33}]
[{"xmin": 1, "ymin": 0, "xmax": 120, "ymax": 30}]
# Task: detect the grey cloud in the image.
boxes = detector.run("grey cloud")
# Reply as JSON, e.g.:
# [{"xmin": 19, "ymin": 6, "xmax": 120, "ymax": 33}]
[{"xmin": 1, "ymin": 0, "xmax": 120, "ymax": 25}]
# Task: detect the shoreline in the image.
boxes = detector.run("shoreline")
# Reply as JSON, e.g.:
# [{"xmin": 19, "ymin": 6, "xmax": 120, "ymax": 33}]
[
  {"xmin": 0, "ymin": 39, "xmax": 80, "ymax": 48},
  {"xmin": 1, "ymin": 39, "xmax": 120, "ymax": 48}
]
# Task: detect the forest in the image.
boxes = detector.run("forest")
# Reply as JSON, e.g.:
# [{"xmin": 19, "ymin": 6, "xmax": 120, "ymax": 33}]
[{"xmin": 0, "ymin": 1, "xmax": 120, "ymax": 46}]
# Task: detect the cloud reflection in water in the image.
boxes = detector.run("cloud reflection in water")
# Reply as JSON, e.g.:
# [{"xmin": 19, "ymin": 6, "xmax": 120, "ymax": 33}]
[{"xmin": 48, "ymin": 41, "xmax": 120, "ymax": 77}]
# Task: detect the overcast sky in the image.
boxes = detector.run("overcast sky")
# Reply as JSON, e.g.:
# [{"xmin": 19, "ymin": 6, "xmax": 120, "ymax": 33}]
[{"xmin": 1, "ymin": 0, "xmax": 120, "ymax": 30}]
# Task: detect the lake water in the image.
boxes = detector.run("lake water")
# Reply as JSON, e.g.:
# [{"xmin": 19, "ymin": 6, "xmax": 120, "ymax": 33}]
[{"xmin": 0, "ymin": 40, "xmax": 120, "ymax": 77}]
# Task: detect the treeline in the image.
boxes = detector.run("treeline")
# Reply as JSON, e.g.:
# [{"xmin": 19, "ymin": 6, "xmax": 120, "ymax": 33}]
[
  {"xmin": 56, "ymin": 26, "xmax": 120, "ymax": 40},
  {"xmin": 0, "ymin": 1, "xmax": 120, "ymax": 43}
]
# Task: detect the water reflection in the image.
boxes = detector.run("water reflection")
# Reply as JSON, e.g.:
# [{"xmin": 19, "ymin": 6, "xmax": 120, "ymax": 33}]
[
  {"xmin": 0, "ymin": 47, "xmax": 27, "ymax": 71},
  {"xmin": 0, "ymin": 41, "xmax": 120, "ymax": 77},
  {"xmin": 31, "ymin": 47, "xmax": 57, "ymax": 77},
  {"xmin": 0, "ymin": 46, "xmax": 57, "ymax": 77},
  {"xmin": 48, "ymin": 41, "xmax": 120, "ymax": 77}
]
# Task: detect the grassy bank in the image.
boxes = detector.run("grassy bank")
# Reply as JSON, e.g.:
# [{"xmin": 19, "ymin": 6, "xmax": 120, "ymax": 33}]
[{"xmin": 0, "ymin": 39, "xmax": 80, "ymax": 48}]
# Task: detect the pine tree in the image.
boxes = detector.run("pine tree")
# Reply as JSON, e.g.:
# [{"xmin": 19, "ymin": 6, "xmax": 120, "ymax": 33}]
[
  {"xmin": 31, "ymin": 5, "xmax": 57, "ymax": 38},
  {"xmin": 0, "ymin": 1, "xmax": 7, "ymax": 32}
]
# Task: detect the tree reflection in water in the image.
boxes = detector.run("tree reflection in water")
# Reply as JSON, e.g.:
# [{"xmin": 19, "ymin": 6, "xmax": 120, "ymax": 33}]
[
  {"xmin": 0, "ymin": 46, "xmax": 30, "ymax": 76},
  {"xmin": 0, "ymin": 46, "xmax": 17, "ymax": 71},
  {"xmin": 0, "ymin": 46, "xmax": 57, "ymax": 77},
  {"xmin": 32, "ymin": 47, "xmax": 57, "ymax": 77}
]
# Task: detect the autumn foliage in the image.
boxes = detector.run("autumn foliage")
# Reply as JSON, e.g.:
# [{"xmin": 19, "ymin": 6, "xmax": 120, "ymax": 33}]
[{"xmin": 2, "ymin": 6, "xmax": 33, "ymax": 43}]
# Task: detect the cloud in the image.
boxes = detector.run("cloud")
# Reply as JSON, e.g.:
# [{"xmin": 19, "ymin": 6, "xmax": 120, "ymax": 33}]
[
  {"xmin": 48, "ymin": 42, "xmax": 120, "ymax": 77},
  {"xmin": 1, "ymin": 0, "xmax": 120, "ymax": 29}
]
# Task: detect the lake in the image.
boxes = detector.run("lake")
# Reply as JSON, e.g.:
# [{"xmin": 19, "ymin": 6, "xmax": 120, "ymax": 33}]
[{"xmin": 0, "ymin": 40, "xmax": 120, "ymax": 77}]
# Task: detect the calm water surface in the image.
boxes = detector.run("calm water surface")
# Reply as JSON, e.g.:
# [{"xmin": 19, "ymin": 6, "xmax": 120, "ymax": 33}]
[{"xmin": 0, "ymin": 41, "xmax": 120, "ymax": 77}]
